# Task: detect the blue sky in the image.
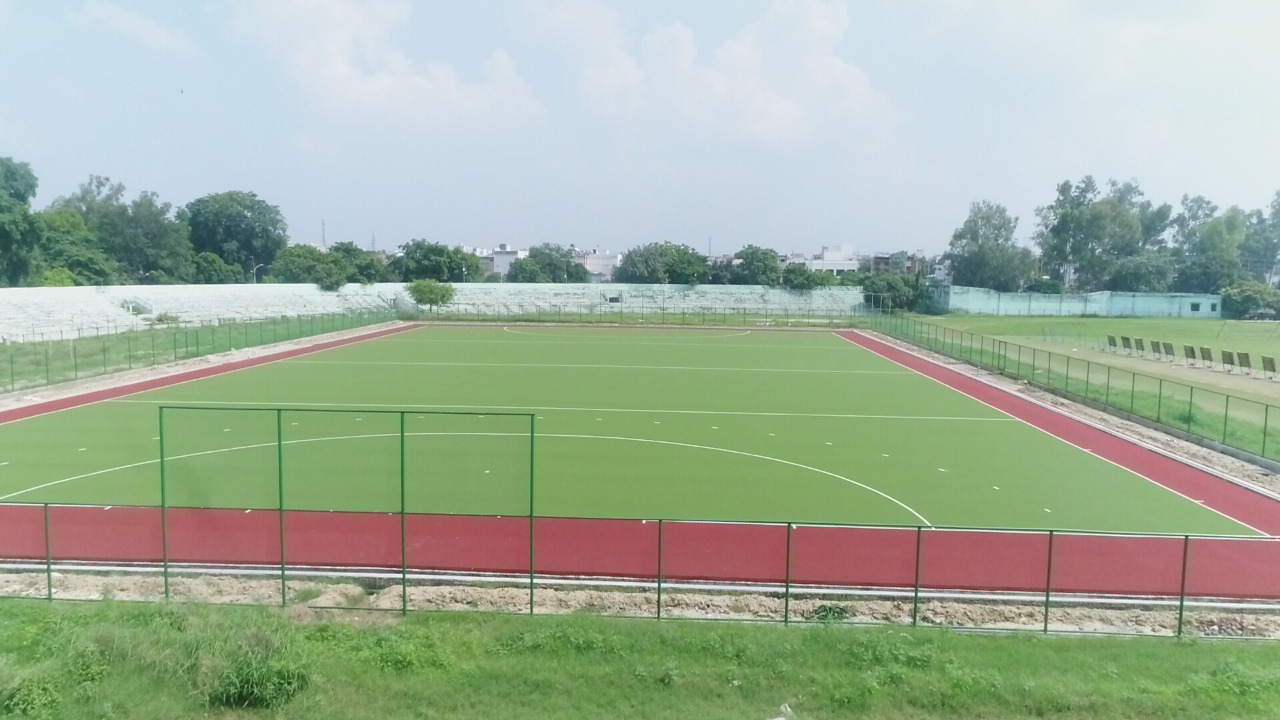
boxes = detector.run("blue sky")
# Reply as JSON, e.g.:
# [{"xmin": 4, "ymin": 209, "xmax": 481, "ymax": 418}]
[{"xmin": 2, "ymin": 0, "xmax": 1278, "ymax": 256}]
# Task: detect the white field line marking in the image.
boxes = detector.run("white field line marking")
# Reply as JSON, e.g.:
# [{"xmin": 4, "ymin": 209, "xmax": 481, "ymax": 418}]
[
  {"xmin": 284, "ymin": 360, "xmax": 912, "ymax": 375},
  {"xmin": 835, "ymin": 331, "xmax": 1268, "ymax": 536},
  {"xmin": 0, "ymin": 324, "xmax": 417, "ymax": 429},
  {"xmin": 108, "ymin": 399, "xmax": 1014, "ymax": 422},
  {"xmin": 0, "ymin": 431, "xmax": 931, "ymax": 525},
  {"xmin": 378, "ymin": 338, "xmax": 847, "ymax": 350},
  {"xmin": 502, "ymin": 326, "xmax": 752, "ymax": 340}
]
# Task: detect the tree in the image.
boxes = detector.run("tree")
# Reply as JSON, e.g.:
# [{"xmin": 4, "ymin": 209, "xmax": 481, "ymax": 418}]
[
  {"xmin": 329, "ymin": 241, "xmax": 390, "ymax": 284},
  {"xmin": 1104, "ymin": 252, "xmax": 1175, "ymax": 292},
  {"xmin": 506, "ymin": 257, "xmax": 550, "ymax": 282},
  {"xmin": 945, "ymin": 201, "xmax": 1036, "ymax": 291},
  {"xmin": 1240, "ymin": 199, "xmax": 1280, "ymax": 282},
  {"xmin": 1033, "ymin": 178, "xmax": 1166, "ymax": 290},
  {"xmin": 614, "ymin": 242, "xmax": 709, "ymax": 284},
  {"xmin": 731, "ymin": 245, "xmax": 782, "ymax": 286},
  {"xmin": 524, "ymin": 244, "xmax": 589, "ymax": 283},
  {"xmin": 55, "ymin": 177, "xmax": 193, "ymax": 283},
  {"xmin": 1221, "ymin": 279, "xmax": 1280, "ymax": 319},
  {"xmin": 1173, "ymin": 208, "xmax": 1247, "ymax": 293},
  {"xmin": 780, "ymin": 262, "xmax": 836, "ymax": 290},
  {"xmin": 392, "ymin": 241, "xmax": 477, "ymax": 282},
  {"xmin": 0, "ymin": 156, "xmax": 40, "ymax": 285},
  {"xmin": 40, "ymin": 267, "xmax": 76, "ymax": 287},
  {"xmin": 32, "ymin": 206, "xmax": 117, "ymax": 286},
  {"xmin": 183, "ymin": 191, "xmax": 288, "ymax": 272},
  {"xmin": 193, "ymin": 252, "xmax": 245, "ymax": 284},
  {"xmin": 267, "ymin": 244, "xmax": 328, "ymax": 283},
  {"xmin": 405, "ymin": 279, "xmax": 455, "ymax": 309},
  {"xmin": 862, "ymin": 272, "xmax": 923, "ymax": 312}
]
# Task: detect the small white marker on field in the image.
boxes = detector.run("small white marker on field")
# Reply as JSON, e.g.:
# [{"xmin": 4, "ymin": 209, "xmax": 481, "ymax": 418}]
[
  {"xmin": 992, "ymin": 486, "xmax": 1000, "ymax": 490},
  {"xmin": 223, "ymin": 428, "xmax": 231, "ymax": 432},
  {"xmin": 245, "ymin": 509, "xmax": 252, "ymax": 514},
  {"xmin": 1044, "ymin": 508, "xmax": 1052, "ymax": 513},
  {"xmin": 78, "ymin": 448, "xmax": 87, "ymax": 451},
  {"xmin": 104, "ymin": 506, "xmax": 112, "ymax": 510},
  {"xmin": 291, "ymin": 422, "xmax": 298, "ymax": 426},
  {"xmin": 484, "ymin": 470, "xmax": 490, "ymax": 474},
  {"xmin": 712, "ymin": 426, "xmax": 719, "ymax": 430},
  {"xmin": 0, "ymin": 462, "xmax": 8, "ymax": 466},
  {"xmin": 882, "ymin": 454, "xmax": 889, "ymax": 457},
  {"xmin": 152, "ymin": 437, "xmax": 160, "ymax": 441},
  {"xmin": 355, "ymin": 418, "xmax": 362, "ymax": 422},
  {"xmin": 825, "ymin": 442, "xmax": 833, "ymax": 446},
  {"xmin": 538, "ymin": 416, "xmax": 544, "ymax": 420},
  {"xmin": 938, "ymin": 468, "xmax": 946, "ymax": 472},
  {"xmin": 654, "ymin": 421, "xmax": 661, "ymax": 424},
  {"xmin": 596, "ymin": 418, "xmax": 603, "ymax": 421},
  {"xmin": 768, "ymin": 433, "xmax": 775, "ymax": 436}
]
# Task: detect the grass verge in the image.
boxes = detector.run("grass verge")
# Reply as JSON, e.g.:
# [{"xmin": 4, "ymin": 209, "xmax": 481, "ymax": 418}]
[{"xmin": 2, "ymin": 600, "xmax": 1280, "ymax": 718}]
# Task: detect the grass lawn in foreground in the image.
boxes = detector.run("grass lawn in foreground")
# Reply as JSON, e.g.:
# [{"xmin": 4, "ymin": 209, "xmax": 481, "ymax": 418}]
[
  {"xmin": 0, "ymin": 326, "xmax": 1252, "ymax": 535},
  {"xmin": 3, "ymin": 600, "xmax": 1280, "ymax": 719}
]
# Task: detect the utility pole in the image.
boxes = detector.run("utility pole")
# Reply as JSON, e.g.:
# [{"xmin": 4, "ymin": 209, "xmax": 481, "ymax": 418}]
[{"xmin": 321, "ymin": 220, "xmax": 327, "ymax": 249}]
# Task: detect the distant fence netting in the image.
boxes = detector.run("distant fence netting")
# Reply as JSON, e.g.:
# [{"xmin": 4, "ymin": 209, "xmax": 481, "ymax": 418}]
[
  {"xmin": 870, "ymin": 314, "xmax": 1280, "ymax": 466},
  {"xmin": 1, "ymin": 310, "xmax": 395, "ymax": 395}
]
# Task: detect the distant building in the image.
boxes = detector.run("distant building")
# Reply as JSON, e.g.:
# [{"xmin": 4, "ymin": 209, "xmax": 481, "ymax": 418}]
[
  {"xmin": 804, "ymin": 245, "xmax": 861, "ymax": 277},
  {"xmin": 481, "ymin": 244, "xmax": 527, "ymax": 277},
  {"xmin": 577, "ymin": 248, "xmax": 623, "ymax": 283}
]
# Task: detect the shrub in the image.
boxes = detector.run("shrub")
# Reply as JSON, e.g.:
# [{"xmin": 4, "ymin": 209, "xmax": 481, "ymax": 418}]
[{"xmin": 205, "ymin": 651, "xmax": 309, "ymax": 710}]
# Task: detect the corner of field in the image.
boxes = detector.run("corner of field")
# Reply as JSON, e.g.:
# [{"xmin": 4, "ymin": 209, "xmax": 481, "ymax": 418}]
[
  {"xmin": 0, "ymin": 322, "xmax": 423, "ymax": 428},
  {"xmin": 833, "ymin": 329, "xmax": 1280, "ymax": 537}
]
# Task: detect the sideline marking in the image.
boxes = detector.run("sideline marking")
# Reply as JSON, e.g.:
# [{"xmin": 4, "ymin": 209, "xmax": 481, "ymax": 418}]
[
  {"xmin": 834, "ymin": 330, "xmax": 1268, "ymax": 536},
  {"xmin": 109, "ymin": 399, "xmax": 1013, "ymax": 422},
  {"xmin": 501, "ymin": 326, "xmax": 752, "ymax": 340},
  {"xmin": 378, "ymin": 338, "xmax": 845, "ymax": 350},
  {"xmin": 285, "ymin": 360, "xmax": 912, "ymax": 375},
  {"xmin": 0, "ymin": 431, "xmax": 931, "ymax": 525}
]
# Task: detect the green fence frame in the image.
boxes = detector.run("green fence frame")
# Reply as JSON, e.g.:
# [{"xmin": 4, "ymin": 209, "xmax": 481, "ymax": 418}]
[
  {"xmin": 155, "ymin": 406, "xmax": 537, "ymax": 614},
  {"xmin": 2, "ymin": 310, "xmax": 396, "ymax": 396},
  {"xmin": 871, "ymin": 314, "xmax": 1280, "ymax": 464}
]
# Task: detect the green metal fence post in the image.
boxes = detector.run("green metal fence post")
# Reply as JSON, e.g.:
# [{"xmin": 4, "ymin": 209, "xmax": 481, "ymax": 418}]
[
  {"xmin": 1265, "ymin": 405, "xmax": 1272, "ymax": 459},
  {"xmin": 1042, "ymin": 530, "xmax": 1055, "ymax": 634},
  {"xmin": 656, "ymin": 519, "xmax": 664, "ymax": 620},
  {"xmin": 400, "ymin": 412, "xmax": 408, "ymax": 615},
  {"xmin": 1156, "ymin": 379, "xmax": 1164, "ymax": 422},
  {"xmin": 1187, "ymin": 387, "xmax": 1195, "ymax": 433},
  {"xmin": 43, "ymin": 503, "xmax": 52, "ymax": 602},
  {"xmin": 72, "ymin": 342, "xmax": 78, "ymax": 380},
  {"xmin": 1130, "ymin": 373, "xmax": 1136, "ymax": 413},
  {"xmin": 277, "ymin": 409, "xmax": 286, "ymax": 606},
  {"xmin": 1104, "ymin": 366, "xmax": 1111, "ymax": 406},
  {"xmin": 529, "ymin": 414, "xmax": 536, "ymax": 615},
  {"xmin": 912, "ymin": 526, "xmax": 923, "ymax": 626},
  {"xmin": 783, "ymin": 523, "xmax": 793, "ymax": 625},
  {"xmin": 8, "ymin": 349, "xmax": 13, "ymax": 392},
  {"xmin": 1223, "ymin": 396, "xmax": 1231, "ymax": 444},
  {"xmin": 1177, "ymin": 535, "xmax": 1190, "ymax": 638},
  {"xmin": 159, "ymin": 408, "xmax": 170, "ymax": 600}
]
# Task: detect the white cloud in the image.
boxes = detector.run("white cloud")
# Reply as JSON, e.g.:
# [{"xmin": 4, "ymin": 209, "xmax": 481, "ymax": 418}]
[
  {"xmin": 525, "ymin": 0, "xmax": 896, "ymax": 148},
  {"xmin": 74, "ymin": 0, "xmax": 200, "ymax": 58},
  {"xmin": 227, "ymin": 0, "xmax": 543, "ymax": 127}
]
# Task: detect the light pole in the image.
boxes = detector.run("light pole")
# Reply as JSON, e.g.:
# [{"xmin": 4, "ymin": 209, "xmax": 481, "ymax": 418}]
[{"xmin": 251, "ymin": 260, "xmax": 265, "ymax": 284}]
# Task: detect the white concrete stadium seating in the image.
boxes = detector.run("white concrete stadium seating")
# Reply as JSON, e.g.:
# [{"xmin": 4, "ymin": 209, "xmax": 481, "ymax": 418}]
[{"xmin": 0, "ymin": 283, "xmax": 864, "ymax": 342}]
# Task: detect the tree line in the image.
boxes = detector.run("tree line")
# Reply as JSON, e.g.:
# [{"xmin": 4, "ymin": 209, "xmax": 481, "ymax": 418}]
[
  {"xmin": 947, "ymin": 178, "xmax": 1280, "ymax": 317},
  {"xmin": 0, "ymin": 155, "xmax": 924, "ymax": 306}
]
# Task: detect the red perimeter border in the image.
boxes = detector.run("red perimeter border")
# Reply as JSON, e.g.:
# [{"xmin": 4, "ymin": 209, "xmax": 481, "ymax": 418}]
[
  {"xmin": 0, "ymin": 323, "xmax": 421, "ymax": 427},
  {"xmin": 836, "ymin": 330, "xmax": 1280, "ymax": 536}
]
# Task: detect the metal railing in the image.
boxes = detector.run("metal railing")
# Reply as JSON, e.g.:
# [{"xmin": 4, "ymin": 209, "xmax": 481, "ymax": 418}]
[
  {"xmin": 408, "ymin": 304, "xmax": 875, "ymax": 328},
  {"xmin": 1, "ymin": 310, "xmax": 397, "ymax": 395},
  {"xmin": 872, "ymin": 314, "xmax": 1280, "ymax": 465},
  {"xmin": 2, "ymin": 502, "xmax": 1278, "ymax": 637}
]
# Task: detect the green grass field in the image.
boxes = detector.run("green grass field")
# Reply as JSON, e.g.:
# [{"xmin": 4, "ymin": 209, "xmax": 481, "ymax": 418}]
[{"xmin": 0, "ymin": 326, "xmax": 1253, "ymax": 535}]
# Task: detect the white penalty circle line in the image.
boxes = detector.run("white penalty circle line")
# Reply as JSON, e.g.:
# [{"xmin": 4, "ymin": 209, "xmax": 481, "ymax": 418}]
[
  {"xmin": 0, "ymin": 431, "xmax": 930, "ymax": 526},
  {"xmin": 501, "ymin": 326, "xmax": 752, "ymax": 340}
]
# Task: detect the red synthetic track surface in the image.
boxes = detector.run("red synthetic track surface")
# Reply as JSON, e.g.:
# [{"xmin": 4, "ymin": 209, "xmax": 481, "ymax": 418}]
[
  {"xmin": 5, "ymin": 507, "xmax": 1280, "ymax": 598},
  {"xmin": 0, "ymin": 323, "xmax": 419, "ymax": 426},
  {"xmin": 5, "ymin": 323, "xmax": 1280, "ymax": 600}
]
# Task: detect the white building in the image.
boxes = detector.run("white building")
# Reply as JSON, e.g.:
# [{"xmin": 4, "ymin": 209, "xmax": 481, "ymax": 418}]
[
  {"xmin": 804, "ymin": 245, "xmax": 862, "ymax": 277},
  {"xmin": 479, "ymin": 244, "xmax": 528, "ymax": 276},
  {"xmin": 578, "ymin": 249, "xmax": 623, "ymax": 282}
]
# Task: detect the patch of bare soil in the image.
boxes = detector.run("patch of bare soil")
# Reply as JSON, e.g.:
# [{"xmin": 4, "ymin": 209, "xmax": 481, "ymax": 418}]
[
  {"xmin": 862, "ymin": 330, "xmax": 1280, "ymax": 496},
  {"xmin": 6, "ymin": 571, "xmax": 1280, "ymax": 638},
  {"xmin": 0, "ymin": 321, "xmax": 410, "ymax": 414}
]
